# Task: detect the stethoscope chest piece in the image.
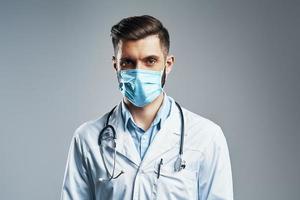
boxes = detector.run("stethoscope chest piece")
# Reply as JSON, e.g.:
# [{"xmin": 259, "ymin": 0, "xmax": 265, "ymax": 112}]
[{"xmin": 174, "ymin": 155, "xmax": 186, "ymax": 172}]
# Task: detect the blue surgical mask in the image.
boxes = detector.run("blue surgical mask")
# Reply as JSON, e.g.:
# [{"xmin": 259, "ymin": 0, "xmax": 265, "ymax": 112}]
[{"xmin": 117, "ymin": 68, "xmax": 164, "ymax": 107}]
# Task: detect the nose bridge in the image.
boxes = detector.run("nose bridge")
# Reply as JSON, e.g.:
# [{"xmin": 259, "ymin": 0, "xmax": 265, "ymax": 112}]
[{"xmin": 135, "ymin": 58, "xmax": 144, "ymax": 69}]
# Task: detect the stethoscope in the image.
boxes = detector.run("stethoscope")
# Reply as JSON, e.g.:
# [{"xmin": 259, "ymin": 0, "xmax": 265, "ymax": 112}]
[{"xmin": 98, "ymin": 101, "xmax": 186, "ymax": 182}]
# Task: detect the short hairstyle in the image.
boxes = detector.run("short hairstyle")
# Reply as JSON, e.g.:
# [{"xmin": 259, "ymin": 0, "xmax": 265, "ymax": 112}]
[{"xmin": 110, "ymin": 15, "xmax": 170, "ymax": 57}]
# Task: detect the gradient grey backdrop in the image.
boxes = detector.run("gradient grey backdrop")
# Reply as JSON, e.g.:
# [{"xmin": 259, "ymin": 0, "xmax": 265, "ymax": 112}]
[{"xmin": 1, "ymin": 0, "xmax": 299, "ymax": 199}]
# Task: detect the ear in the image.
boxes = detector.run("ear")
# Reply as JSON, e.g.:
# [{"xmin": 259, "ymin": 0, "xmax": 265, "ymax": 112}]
[
  {"xmin": 165, "ymin": 55, "xmax": 175, "ymax": 75},
  {"xmin": 112, "ymin": 56, "xmax": 117, "ymax": 71}
]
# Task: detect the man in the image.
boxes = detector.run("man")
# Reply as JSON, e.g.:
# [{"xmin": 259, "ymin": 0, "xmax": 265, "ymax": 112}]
[{"xmin": 61, "ymin": 15, "xmax": 233, "ymax": 200}]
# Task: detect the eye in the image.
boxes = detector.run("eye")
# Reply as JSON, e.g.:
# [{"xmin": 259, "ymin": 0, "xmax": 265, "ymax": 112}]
[
  {"xmin": 120, "ymin": 59, "xmax": 134, "ymax": 68},
  {"xmin": 147, "ymin": 57, "xmax": 157, "ymax": 65}
]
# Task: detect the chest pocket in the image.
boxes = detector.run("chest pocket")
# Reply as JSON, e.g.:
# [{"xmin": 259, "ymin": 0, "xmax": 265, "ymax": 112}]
[{"xmin": 153, "ymin": 162, "xmax": 198, "ymax": 200}]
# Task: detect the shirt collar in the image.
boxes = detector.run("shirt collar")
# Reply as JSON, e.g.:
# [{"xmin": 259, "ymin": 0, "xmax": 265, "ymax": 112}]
[{"xmin": 120, "ymin": 92, "xmax": 170, "ymax": 132}]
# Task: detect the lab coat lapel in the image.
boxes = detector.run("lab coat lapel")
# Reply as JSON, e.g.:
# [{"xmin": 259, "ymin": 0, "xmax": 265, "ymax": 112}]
[
  {"xmin": 141, "ymin": 102, "xmax": 185, "ymax": 167},
  {"xmin": 107, "ymin": 102, "xmax": 141, "ymax": 167}
]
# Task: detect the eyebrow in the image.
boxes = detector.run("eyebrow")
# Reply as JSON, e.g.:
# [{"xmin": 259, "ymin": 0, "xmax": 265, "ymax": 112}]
[
  {"xmin": 120, "ymin": 55, "xmax": 160, "ymax": 61},
  {"xmin": 144, "ymin": 55, "xmax": 160, "ymax": 60},
  {"xmin": 120, "ymin": 56, "xmax": 134, "ymax": 61}
]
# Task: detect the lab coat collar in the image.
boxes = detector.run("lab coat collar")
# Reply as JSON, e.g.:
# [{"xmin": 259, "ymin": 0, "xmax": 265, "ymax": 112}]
[{"xmin": 108, "ymin": 101, "xmax": 141, "ymax": 166}]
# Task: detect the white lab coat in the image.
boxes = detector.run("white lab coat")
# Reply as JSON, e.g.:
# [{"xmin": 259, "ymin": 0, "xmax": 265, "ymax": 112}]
[{"xmin": 61, "ymin": 99, "xmax": 234, "ymax": 200}]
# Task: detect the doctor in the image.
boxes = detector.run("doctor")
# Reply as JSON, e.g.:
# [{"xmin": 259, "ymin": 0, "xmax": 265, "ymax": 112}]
[{"xmin": 61, "ymin": 15, "xmax": 233, "ymax": 200}]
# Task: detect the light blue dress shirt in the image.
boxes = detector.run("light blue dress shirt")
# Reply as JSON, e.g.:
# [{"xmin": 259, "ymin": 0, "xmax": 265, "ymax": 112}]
[{"xmin": 121, "ymin": 92, "xmax": 172, "ymax": 159}]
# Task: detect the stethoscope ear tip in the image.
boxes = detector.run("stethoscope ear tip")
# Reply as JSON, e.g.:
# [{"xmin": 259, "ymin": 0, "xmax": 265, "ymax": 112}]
[
  {"xmin": 98, "ymin": 177, "xmax": 104, "ymax": 182},
  {"xmin": 98, "ymin": 177, "xmax": 110, "ymax": 183}
]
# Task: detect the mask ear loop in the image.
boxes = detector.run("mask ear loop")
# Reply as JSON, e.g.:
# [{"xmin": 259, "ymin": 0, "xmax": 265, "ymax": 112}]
[{"xmin": 161, "ymin": 65, "xmax": 167, "ymax": 88}]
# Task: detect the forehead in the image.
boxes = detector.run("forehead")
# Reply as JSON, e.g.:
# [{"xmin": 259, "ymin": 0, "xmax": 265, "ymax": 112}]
[{"xmin": 116, "ymin": 35, "xmax": 164, "ymax": 58}]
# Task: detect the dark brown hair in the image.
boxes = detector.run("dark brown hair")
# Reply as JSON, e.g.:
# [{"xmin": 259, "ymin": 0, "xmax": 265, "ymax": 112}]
[{"xmin": 110, "ymin": 15, "xmax": 170, "ymax": 56}]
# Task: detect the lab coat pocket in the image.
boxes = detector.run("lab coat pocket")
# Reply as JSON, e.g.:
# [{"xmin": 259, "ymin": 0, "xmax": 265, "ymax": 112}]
[{"xmin": 153, "ymin": 165, "xmax": 198, "ymax": 200}]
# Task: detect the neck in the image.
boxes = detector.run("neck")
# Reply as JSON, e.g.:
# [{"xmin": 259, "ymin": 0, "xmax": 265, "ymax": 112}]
[{"xmin": 124, "ymin": 92, "xmax": 165, "ymax": 131}]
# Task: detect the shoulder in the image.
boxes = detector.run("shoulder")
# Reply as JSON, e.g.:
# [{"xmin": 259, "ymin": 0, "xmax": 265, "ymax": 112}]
[
  {"xmin": 181, "ymin": 106, "xmax": 226, "ymax": 151},
  {"xmin": 71, "ymin": 111, "xmax": 110, "ymax": 151},
  {"xmin": 183, "ymin": 107, "xmax": 221, "ymax": 131}
]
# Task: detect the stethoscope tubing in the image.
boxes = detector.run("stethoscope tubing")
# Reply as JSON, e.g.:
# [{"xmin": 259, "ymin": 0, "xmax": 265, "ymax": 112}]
[{"xmin": 98, "ymin": 101, "xmax": 185, "ymax": 180}]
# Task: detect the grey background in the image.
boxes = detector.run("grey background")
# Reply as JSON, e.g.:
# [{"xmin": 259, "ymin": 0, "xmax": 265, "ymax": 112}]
[{"xmin": 1, "ymin": 0, "xmax": 299, "ymax": 199}]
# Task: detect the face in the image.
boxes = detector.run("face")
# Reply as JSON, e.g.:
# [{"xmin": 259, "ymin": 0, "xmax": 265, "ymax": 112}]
[{"xmin": 112, "ymin": 35, "xmax": 174, "ymax": 75}]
